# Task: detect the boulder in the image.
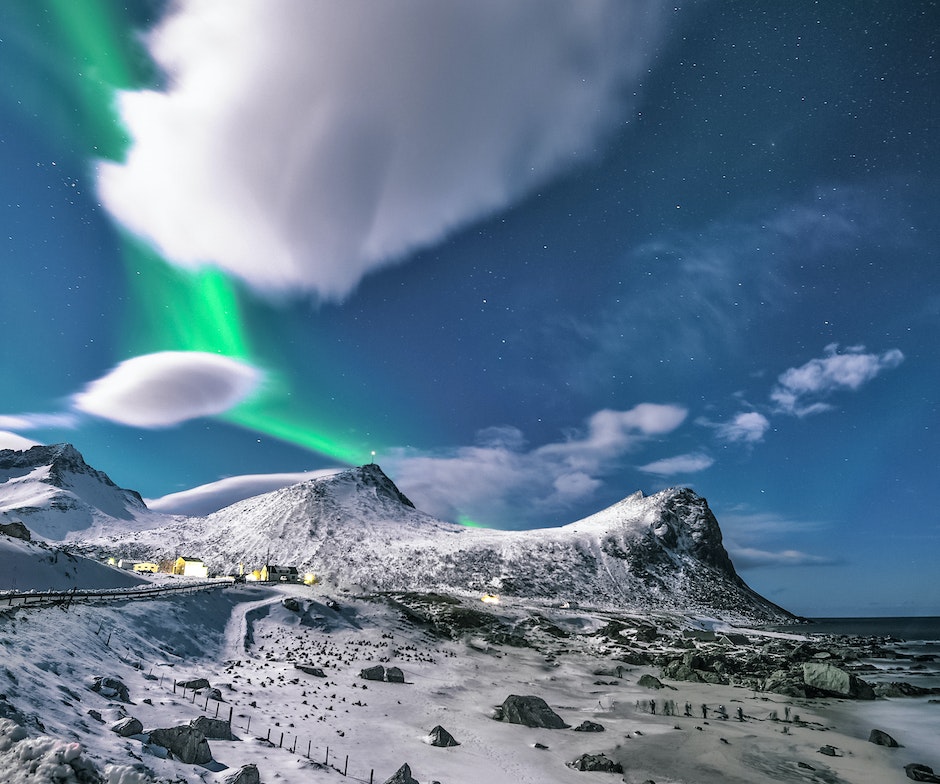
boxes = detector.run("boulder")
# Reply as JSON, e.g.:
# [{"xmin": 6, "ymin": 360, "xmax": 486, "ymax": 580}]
[
  {"xmin": 360, "ymin": 665, "xmax": 386, "ymax": 681},
  {"xmin": 294, "ymin": 663, "xmax": 326, "ymax": 678},
  {"xmin": 386, "ymin": 666, "xmax": 405, "ymax": 683},
  {"xmin": 868, "ymin": 728, "xmax": 901, "ymax": 747},
  {"xmin": 637, "ymin": 674, "xmax": 664, "ymax": 690},
  {"xmin": 573, "ymin": 720, "xmax": 605, "ymax": 732},
  {"xmin": 91, "ymin": 676, "xmax": 130, "ymax": 703},
  {"xmin": 498, "ymin": 695, "xmax": 568, "ymax": 729},
  {"xmin": 190, "ymin": 716, "xmax": 233, "ymax": 740},
  {"xmin": 383, "ymin": 763, "xmax": 420, "ymax": 784},
  {"xmin": 566, "ymin": 753, "xmax": 623, "ymax": 773},
  {"xmin": 176, "ymin": 677, "xmax": 211, "ymax": 691},
  {"xmin": 111, "ymin": 716, "xmax": 143, "ymax": 737},
  {"xmin": 425, "ymin": 725, "xmax": 460, "ymax": 747},
  {"xmin": 148, "ymin": 725, "xmax": 212, "ymax": 764},
  {"xmin": 223, "ymin": 764, "xmax": 261, "ymax": 784},
  {"xmin": 905, "ymin": 764, "xmax": 940, "ymax": 782},
  {"xmin": 802, "ymin": 663, "xmax": 875, "ymax": 700},
  {"xmin": 282, "ymin": 597, "xmax": 302, "ymax": 612},
  {"xmin": 0, "ymin": 521, "xmax": 30, "ymax": 541}
]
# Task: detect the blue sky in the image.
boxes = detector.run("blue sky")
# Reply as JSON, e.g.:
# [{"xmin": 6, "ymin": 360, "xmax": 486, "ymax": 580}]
[{"xmin": 1, "ymin": 1, "xmax": 937, "ymax": 616}]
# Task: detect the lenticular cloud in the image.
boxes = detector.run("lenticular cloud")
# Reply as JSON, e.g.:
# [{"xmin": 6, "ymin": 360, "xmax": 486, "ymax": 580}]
[
  {"xmin": 73, "ymin": 352, "xmax": 262, "ymax": 428},
  {"xmin": 98, "ymin": 0, "xmax": 668, "ymax": 300}
]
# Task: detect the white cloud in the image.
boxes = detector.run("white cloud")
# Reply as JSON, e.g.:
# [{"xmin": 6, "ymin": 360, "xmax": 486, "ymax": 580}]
[
  {"xmin": 637, "ymin": 452, "xmax": 713, "ymax": 476},
  {"xmin": 72, "ymin": 351, "xmax": 262, "ymax": 428},
  {"xmin": 388, "ymin": 402, "xmax": 687, "ymax": 526},
  {"xmin": 98, "ymin": 0, "xmax": 669, "ymax": 300},
  {"xmin": 0, "ymin": 414, "xmax": 78, "ymax": 431},
  {"xmin": 716, "ymin": 411, "xmax": 770, "ymax": 444},
  {"xmin": 146, "ymin": 469, "xmax": 341, "ymax": 516},
  {"xmin": 771, "ymin": 344, "xmax": 904, "ymax": 416},
  {"xmin": 728, "ymin": 546, "xmax": 837, "ymax": 569},
  {"xmin": 0, "ymin": 431, "xmax": 41, "ymax": 451}
]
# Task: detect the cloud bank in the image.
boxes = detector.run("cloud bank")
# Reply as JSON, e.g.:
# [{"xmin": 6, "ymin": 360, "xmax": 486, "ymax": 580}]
[
  {"xmin": 389, "ymin": 403, "xmax": 686, "ymax": 527},
  {"xmin": 638, "ymin": 452, "xmax": 714, "ymax": 476},
  {"xmin": 0, "ymin": 431, "xmax": 41, "ymax": 451},
  {"xmin": 72, "ymin": 351, "xmax": 262, "ymax": 428},
  {"xmin": 99, "ymin": 0, "xmax": 669, "ymax": 300}
]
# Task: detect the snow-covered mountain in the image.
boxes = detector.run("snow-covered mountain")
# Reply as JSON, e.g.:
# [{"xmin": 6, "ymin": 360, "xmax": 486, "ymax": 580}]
[
  {"xmin": 0, "ymin": 443, "xmax": 167, "ymax": 541},
  {"xmin": 0, "ymin": 444, "xmax": 793, "ymax": 622}
]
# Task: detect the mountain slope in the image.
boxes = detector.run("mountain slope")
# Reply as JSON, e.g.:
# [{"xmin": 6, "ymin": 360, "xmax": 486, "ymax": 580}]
[
  {"xmin": 0, "ymin": 443, "xmax": 167, "ymax": 541},
  {"xmin": 92, "ymin": 463, "xmax": 794, "ymax": 623}
]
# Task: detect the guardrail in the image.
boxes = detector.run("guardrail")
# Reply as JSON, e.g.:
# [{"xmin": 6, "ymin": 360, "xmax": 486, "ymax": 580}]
[{"xmin": 0, "ymin": 579, "xmax": 231, "ymax": 609}]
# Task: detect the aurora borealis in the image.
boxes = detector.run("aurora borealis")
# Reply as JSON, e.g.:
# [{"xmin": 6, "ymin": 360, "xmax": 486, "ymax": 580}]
[{"xmin": 1, "ymin": 1, "xmax": 938, "ymax": 615}]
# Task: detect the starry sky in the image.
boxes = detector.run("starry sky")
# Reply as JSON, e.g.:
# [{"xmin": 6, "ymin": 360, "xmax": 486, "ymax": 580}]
[{"xmin": 1, "ymin": 1, "xmax": 937, "ymax": 617}]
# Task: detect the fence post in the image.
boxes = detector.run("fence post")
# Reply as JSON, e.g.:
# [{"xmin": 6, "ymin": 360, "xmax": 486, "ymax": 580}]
[
  {"xmin": 204, "ymin": 694, "xmax": 210, "ymax": 710},
  {"xmin": 229, "ymin": 706, "xmax": 233, "ymax": 723},
  {"xmin": 191, "ymin": 690, "xmax": 197, "ymax": 704},
  {"xmin": 370, "ymin": 770, "xmax": 374, "ymax": 784},
  {"xmin": 307, "ymin": 739, "xmax": 311, "ymax": 758},
  {"xmin": 278, "ymin": 732, "xmax": 283, "ymax": 749},
  {"xmin": 246, "ymin": 716, "xmax": 251, "ymax": 733},
  {"xmin": 266, "ymin": 728, "xmax": 270, "ymax": 742},
  {"xmin": 325, "ymin": 747, "xmax": 330, "ymax": 765},
  {"xmin": 344, "ymin": 755, "xmax": 348, "ymax": 776}
]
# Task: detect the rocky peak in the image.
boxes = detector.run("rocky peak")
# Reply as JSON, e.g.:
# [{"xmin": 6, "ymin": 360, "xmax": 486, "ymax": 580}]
[
  {"xmin": 652, "ymin": 487, "xmax": 737, "ymax": 576},
  {"xmin": 348, "ymin": 463, "xmax": 416, "ymax": 509}
]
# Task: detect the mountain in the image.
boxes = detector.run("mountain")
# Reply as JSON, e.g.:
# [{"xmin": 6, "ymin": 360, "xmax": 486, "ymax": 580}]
[
  {"xmin": 0, "ymin": 443, "xmax": 166, "ymax": 541},
  {"xmin": 90, "ymin": 462, "xmax": 794, "ymax": 623}
]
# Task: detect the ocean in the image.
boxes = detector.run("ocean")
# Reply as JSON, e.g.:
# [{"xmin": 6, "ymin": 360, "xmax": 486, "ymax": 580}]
[{"xmin": 777, "ymin": 617, "xmax": 940, "ymax": 641}]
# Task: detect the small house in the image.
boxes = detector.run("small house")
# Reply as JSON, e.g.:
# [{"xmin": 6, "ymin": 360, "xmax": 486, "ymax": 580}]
[
  {"xmin": 133, "ymin": 562, "xmax": 159, "ymax": 573},
  {"xmin": 260, "ymin": 564, "xmax": 299, "ymax": 582},
  {"xmin": 172, "ymin": 556, "xmax": 208, "ymax": 578}
]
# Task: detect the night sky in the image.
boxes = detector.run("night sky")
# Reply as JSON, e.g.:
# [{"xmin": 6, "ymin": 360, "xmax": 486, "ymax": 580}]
[{"xmin": 1, "ymin": 1, "xmax": 937, "ymax": 616}]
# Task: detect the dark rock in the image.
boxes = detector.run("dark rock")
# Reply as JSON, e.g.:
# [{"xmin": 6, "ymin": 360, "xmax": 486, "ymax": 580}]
[
  {"xmin": 0, "ymin": 521, "xmax": 31, "ymax": 541},
  {"xmin": 874, "ymin": 682, "xmax": 937, "ymax": 698},
  {"xmin": 817, "ymin": 745, "xmax": 840, "ymax": 757},
  {"xmin": 111, "ymin": 716, "xmax": 143, "ymax": 737},
  {"xmin": 567, "ymin": 753, "xmax": 623, "ymax": 773},
  {"xmin": 360, "ymin": 665, "xmax": 386, "ymax": 681},
  {"xmin": 638, "ymin": 674, "xmax": 664, "ymax": 689},
  {"xmin": 91, "ymin": 676, "xmax": 130, "ymax": 703},
  {"xmin": 498, "ymin": 695, "xmax": 568, "ymax": 729},
  {"xmin": 386, "ymin": 666, "xmax": 405, "ymax": 683},
  {"xmin": 573, "ymin": 720, "xmax": 605, "ymax": 732},
  {"xmin": 282, "ymin": 597, "xmax": 302, "ymax": 612},
  {"xmin": 148, "ymin": 725, "xmax": 212, "ymax": 764},
  {"xmin": 175, "ymin": 677, "xmax": 211, "ymax": 691},
  {"xmin": 905, "ymin": 764, "xmax": 940, "ymax": 782},
  {"xmin": 223, "ymin": 764, "xmax": 260, "ymax": 784},
  {"xmin": 425, "ymin": 725, "xmax": 459, "ymax": 747},
  {"xmin": 383, "ymin": 763, "xmax": 420, "ymax": 784},
  {"xmin": 802, "ymin": 663, "xmax": 875, "ymax": 700},
  {"xmin": 294, "ymin": 663, "xmax": 326, "ymax": 678},
  {"xmin": 797, "ymin": 762, "xmax": 815, "ymax": 770},
  {"xmin": 86, "ymin": 710, "xmax": 103, "ymax": 723},
  {"xmin": 533, "ymin": 742, "xmax": 549, "ymax": 749},
  {"xmin": 868, "ymin": 728, "xmax": 901, "ymax": 747},
  {"xmin": 207, "ymin": 688, "xmax": 223, "ymax": 702},
  {"xmin": 190, "ymin": 716, "xmax": 233, "ymax": 740}
]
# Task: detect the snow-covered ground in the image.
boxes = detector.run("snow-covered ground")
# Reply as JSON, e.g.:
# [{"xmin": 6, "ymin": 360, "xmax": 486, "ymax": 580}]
[{"xmin": 2, "ymin": 579, "xmax": 938, "ymax": 784}]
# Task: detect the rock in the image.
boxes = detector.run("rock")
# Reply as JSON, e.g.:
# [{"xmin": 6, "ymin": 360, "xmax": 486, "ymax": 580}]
[
  {"xmin": 111, "ymin": 716, "xmax": 143, "ymax": 737},
  {"xmin": 905, "ymin": 764, "xmax": 940, "ymax": 782},
  {"xmin": 91, "ymin": 676, "xmax": 130, "ymax": 703},
  {"xmin": 190, "ymin": 716, "xmax": 233, "ymax": 740},
  {"xmin": 86, "ymin": 710, "xmax": 103, "ymax": 723},
  {"xmin": 573, "ymin": 720, "xmax": 605, "ymax": 732},
  {"xmin": 207, "ymin": 688, "xmax": 224, "ymax": 702},
  {"xmin": 386, "ymin": 666, "xmax": 405, "ymax": 683},
  {"xmin": 383, "ymin": 763, "xmax": 420, "ymax": 784},
  {"xmin": 802, "ymin": 662, "xmax": 875, "ymax": 700},
  {"xmin": 638, "ymin": 674, "xmax": 664, "ymax": 689},
  {"xmin": 868, "ymin": 728, "xmax": 901, "ymax": 747},
  {"xmin": 425, "ymin": 725, "xmax": 459, "ymax": 747},
  {"xmin": 223, "ymin": 764, "xmax": 261, "ymax": 784},
  {"xmin": 360, "ymin": 665, "xmax": 386, "ymax": 681},
  {"xmin": 498, "ymin": 695, "xmax": 568, "ymax": 729},
  {"xmin": 0, "ymin": 521, "xmax": 31, "ymax": 541},
  {"xmin": 175, "ymin": 677, "xmax": 211, "ymax": 691},
  {"xmin": 566, "ymin": 753, "xmax": 623, "ymax": 773},
  {"xmin": 874, "ymin": 682, "xmax": 936, "ymax": 698},
  {"xmin": 148, "ymin": 725, "xmax": 212, "ymax": 764},
  {"xmin": 282, "ymin": 597, "xmax": 302, "ymax": 612},
  {"xmin": 817, "ymin": 745, "xmax": 839, "ymax": 757},
  {"xmin": 295, "ymin": 663, "xmax": 326, "ymax": 678}
]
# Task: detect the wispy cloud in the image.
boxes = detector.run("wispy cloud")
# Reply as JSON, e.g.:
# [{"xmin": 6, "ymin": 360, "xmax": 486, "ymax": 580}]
[
  {"xmin": 714, "ymin": 411, "xmax": 770, "ymax": 444},
  {"xmin": 771, "ymin": 343, "xmax": 904, "ymax": 417},
  {"xmin": 0, "ymin": 431, "xmax": 41, "ymax": 451},
  {"xmin": 98, "ymin": 0, "xmax": 669, "ymax": 300},
  {"xmin": 388, "ymin": 403, "xmax": 687, "ymax": 527},
  {"xmin": 0, "ymin": 414, "xmax": 78, "ymax": 432},
  {"xmin": 637, "ymin": 452, "xmax": 714, "ymax": 476},
  {"xmin": 727, "ymin": 546, "xmax": 838, "ymax": 570},
  {"xmin": 72, "ymin": 351, "xmax": 262, "ymax": 428}
]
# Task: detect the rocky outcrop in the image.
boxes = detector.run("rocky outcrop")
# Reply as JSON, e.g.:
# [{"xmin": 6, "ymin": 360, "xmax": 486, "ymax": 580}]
[
  {"xmin": 90, "ymin": 676, "xmax": 130, "ymax": 703},
  {"xmin": 383, "ymin": 763, "xmax": 420, "ymax": 784},
  {"xmin": 148, "ymin": 725, "xmax": 212, "ymax": 764},
  {"xmin": 802, "ymin": 663, "xmax": 875, "ymax": 700},
  {"xmin": 905, "ymin": 764, "xmax": 940, "ymax": 783},
  {"xmin": 223, "ymin": 764, "xmax": 261, "ymax": 784},
  {"xmin": 295, "ymin": 663, "xmax": 326, "ymax": 677},
  {"xmin": 386, "ymin": 666, "xmax": 405, "ymax": 683},
  {"xmin": 425, "ymin": 725, "xmax": 460, "ymax": 747},
  {"xmin": 190, "ymin": 716, "xmax": 233, "ymax": 740},
  {"xmin": 360, "ymin": 665, "xmax": 386, "ymax": 681},
  {"xmin": 573, "ymin": 720, "xmax": 605, "ymax": 732},
  {"xmin": 110, "ymin": 716, "xmax": 143, "ymax": 737},
  {"xmin": 868, "ymin": 729, "xmax": 901, "ymax": 747},
  {"xmin": 176, "ymin": 677, "xmax": 211, "ymax": 691},
  {"xmin": 496, "ymin": 695, "xmax": 568, "ymax": 729},
  {"xmin": 567, "ymin": 753, "xmax": 623, "ymax": 773},
  {"xmin": 0, "ymin": 521, "xmax": 30, "ymax": 541}
]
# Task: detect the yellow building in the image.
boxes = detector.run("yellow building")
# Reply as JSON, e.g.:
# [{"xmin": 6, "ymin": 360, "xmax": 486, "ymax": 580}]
[
  {"xmin": 133, "ymin": 562, "xmax": 159, "ymax": 573},
  {"xmin": 172, "ymin": 556, "xmax": 208, "ymax": 578}
]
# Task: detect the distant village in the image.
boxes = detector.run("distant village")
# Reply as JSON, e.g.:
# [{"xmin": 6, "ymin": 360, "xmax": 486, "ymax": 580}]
[{"xmin": 108, "ymin": 556, "xmax": 317, "ymax": 585}]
